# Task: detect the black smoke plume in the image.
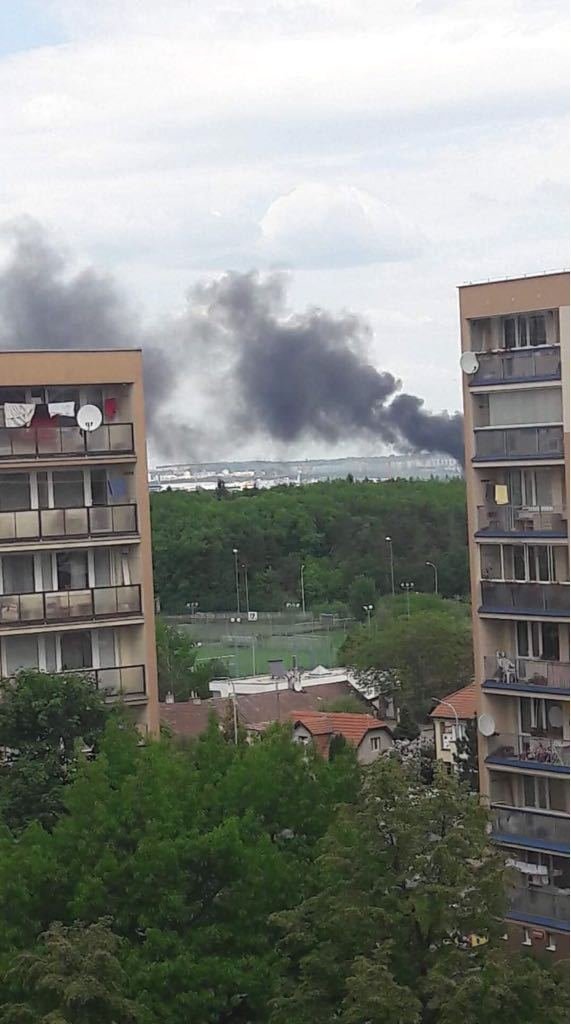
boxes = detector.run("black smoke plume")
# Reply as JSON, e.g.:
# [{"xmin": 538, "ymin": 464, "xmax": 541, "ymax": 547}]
[{"xmin": 0, "ymin": 222, "xmax": 464, "ymax": 464}]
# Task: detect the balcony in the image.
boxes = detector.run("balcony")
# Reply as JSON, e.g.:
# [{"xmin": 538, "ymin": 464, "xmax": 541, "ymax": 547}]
[
  {"xmin": 0, "ymin": 584, "xmax": 142, "ymax": 629},
  {"xmin": 480, "ymin": 580, "xmax": 569, "ymax": 617},
  {"xmin": 62, "ymin": 664, "xmax": 146, "ymax": 701},
  {"xmin": 473, "ymin": 426, "xmax": 564, "ymax": 462},
  {"xmin": 486, "ymin": 733, "xmax": 569, "ymax": 773},
  {"xmin": 469, "ymin": 346, "xmax": 561, "ymax": 387},
  {"xmin": 476, "ymin": 505, "xmax": 567, "ymax": 539},
  {"xmin": 0, "ymin": 504, "xmax": 138, "ymax": 545},
  {"xmin": 491, "ymin": 806, "xmax": 569, "ymax": 854},
  {"xmin": 0, "ymin": 424, "xmax": 134, "ymax": 460},
  {"xmin": 506, "ymin": 885, "xmax": 569, "ymax": 931},
  {"xmin": 483, "ymin": 654, "xmax": 569, "ymax": 695}
]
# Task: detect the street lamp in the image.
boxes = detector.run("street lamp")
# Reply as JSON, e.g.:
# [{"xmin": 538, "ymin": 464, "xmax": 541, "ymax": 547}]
[
  {"xmin": 300, "ymin": 563, "xmax": 306, "ymax": 614},
  {"xmin": 400, "ymin": 580, "xmax": 415, "ymax": 618},
  {"xmin": 185, "ymin": 601, "xmax": 199, "ymax": 617},
  {"xmin": 426, "ymin": 561, "xmax": 439, "ymax": 595},
  {"xmin": 241, "ymin": 562, "xmax": 250, "ymax": 615},
  {"xmin": 385, "ymin": 536, "xmax": 395, "ymax": 597},
  {"xmin": 363, "ymin": 603, "xmax": 374, "ymax": 629},
  {"xmin": 431, "ymin": 696, "xmax": 459, "ymax": 731},
  {"xmin": 232, "ymin": 548, "xmax": 240, "ymax": 615}
]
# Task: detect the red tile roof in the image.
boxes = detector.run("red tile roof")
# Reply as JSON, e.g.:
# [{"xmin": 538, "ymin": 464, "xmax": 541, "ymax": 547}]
[
  {"xmin": 290, "ymin": 710, "xmax": 390, "ymax": 747},
  {"xmin": 160, "ymin": 681, "xmax": 368, "ymax": 739},
  {"xmin": 429, "ymin": 683, "xmax": 477, "ymax": 721}
]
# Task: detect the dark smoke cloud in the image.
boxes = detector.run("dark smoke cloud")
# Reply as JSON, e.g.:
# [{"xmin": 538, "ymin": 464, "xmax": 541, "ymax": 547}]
[{"xmin": 0, "ymin": 222, "xmax": 464, "ymax": 464}]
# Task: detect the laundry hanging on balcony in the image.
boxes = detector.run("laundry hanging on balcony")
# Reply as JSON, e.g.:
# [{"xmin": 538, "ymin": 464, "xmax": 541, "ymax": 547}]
[
  {"xmin": 48, "ymin": 401, "xmax": 76, "ymax": 418},
  {"xmin": 3, "ymin": 403, "xmax": 36, "ymax": 427}
]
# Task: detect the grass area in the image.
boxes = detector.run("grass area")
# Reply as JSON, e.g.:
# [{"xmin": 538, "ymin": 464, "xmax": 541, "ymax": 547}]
[{"xmin": 191, "ymin": 629, "xmax": 347, "ymax": 678}]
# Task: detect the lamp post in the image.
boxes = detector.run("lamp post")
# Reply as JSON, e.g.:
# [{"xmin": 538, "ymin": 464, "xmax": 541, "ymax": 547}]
[
  {"xmin": 300, "ymin": 563, "xmax": 306, "ymax": 614},
  {"xmin": 426, "ymin": 561, "xmax": 439, "ymax": 595},
  {"xmin": 242, "ymin": 562, "xmax": 250, "ymax": 615},
  {"xmin": 385, "ymin": 536, "xmax": 395, "ymax": 597},
  {"xmin": 232, "ymin": 548, "xmax": 240, "ymax": 615},
  {"xmin": 363, "ymin": 604, "xmax": 374, "ymax": 629},
  {"xmin": 400, "ymin": 580, "xmax": 415, "ymax": 619}
]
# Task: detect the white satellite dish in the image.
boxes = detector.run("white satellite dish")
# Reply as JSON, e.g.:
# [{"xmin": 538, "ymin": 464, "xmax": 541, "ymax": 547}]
[
  {"xmin": 478, "ymin": 713, "xmax": 496, "ymax": 737},
  {"xmin": 76, "ymin": 404, "xmax": 102, "ymax": 432},
  {"xmin": 460, "ymin": 352, "xmax": 480, "ymax": 375}
]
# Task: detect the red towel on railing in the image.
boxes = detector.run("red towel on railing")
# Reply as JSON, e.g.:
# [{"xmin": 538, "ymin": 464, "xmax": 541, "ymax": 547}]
[{"xmin": 104, "ymin": 397, "xmax": 117, "ymax": 420}]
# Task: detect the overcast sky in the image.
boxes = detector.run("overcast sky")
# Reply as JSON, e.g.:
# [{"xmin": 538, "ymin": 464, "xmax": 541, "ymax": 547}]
[{"xmin": 0, "ymin": 0, "xmax": 568, "ymax": 461}]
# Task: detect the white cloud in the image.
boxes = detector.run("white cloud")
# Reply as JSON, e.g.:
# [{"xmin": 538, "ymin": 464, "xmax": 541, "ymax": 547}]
[{"xmin": 259, "ymin": 183, "xmax": 419, "ymax": 267}]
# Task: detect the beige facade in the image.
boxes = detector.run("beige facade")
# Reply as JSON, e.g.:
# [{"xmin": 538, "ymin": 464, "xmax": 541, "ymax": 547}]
[
  {"xmin": 459, "ymin": 272, "xmax": 570, "ymax": 956},
  {"xmin": 0, "ymin": 350, "xmax": 159, "ymax": 735}
]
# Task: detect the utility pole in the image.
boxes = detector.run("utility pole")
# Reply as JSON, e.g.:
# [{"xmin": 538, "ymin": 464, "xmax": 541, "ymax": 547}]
[
  {"xmin": 385, "ymin": 536, "xmax": 395, "ymax": 597},
  {"xmin": 300, "ymin": 563, "xmax": 306, "ymax": 614},
  {"xmin": 426, "ymin": 560, "xmax": 439, "ymax": 595},
  {"xmin": 400, "ymin": 580, "xmax": 415, "ymax": 619},
  {"xmin": 242, "ymin": 562, "xmax": 250, "ymax": 615},
  {"xmin": 232, "ymin": 547, "xmax": 240, "ymax": 614}
]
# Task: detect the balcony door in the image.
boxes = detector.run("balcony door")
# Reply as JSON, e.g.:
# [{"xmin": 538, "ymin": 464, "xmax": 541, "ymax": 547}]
[
  {"xmin": 0, "ymin": 554, "xmax": 35, "ymax": 594},
  {"xmin": 516, "ymin": 621, "xmax": 560, "ymax": 662},
  {"xmin": 60, "ymin": 631, "xmax": 92, "ymax": 671},
  {"xmin": 56, "ymin": 551, "xmax": 88, "ymax": 591}
]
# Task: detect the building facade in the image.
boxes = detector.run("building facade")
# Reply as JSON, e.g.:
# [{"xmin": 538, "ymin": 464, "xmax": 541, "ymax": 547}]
[
  {"xmin": 459, "ymin": 272, "xmax": 569, "ymax": 957},
  {"xmin": 0, "ymin": 350, "xmax": 159, "ymax": 735},
  {"xmin": 430, "ymin": 683, "xmax": 477, "ymax": 769}
]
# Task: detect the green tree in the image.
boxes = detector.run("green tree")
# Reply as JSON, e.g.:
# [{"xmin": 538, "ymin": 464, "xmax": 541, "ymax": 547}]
[
  {"xmin": 0, "ymin": 671, "xmax": 108, "ymax": 832},
  {"xmin": 0, "ymin": 920, "xmax": 142, "ymax": 1024},
  {"xmin": 347, "ymin": 575, "xmax": 377, "ymax": 621},
  {"xmin": 321, "ymin": 695, "xmax": 369, "ymax": 715},
  {"xmin": 155, "ymin": 618, "xmax": 228, "ymax": 701},
  {"xmin": 342, "ymin": 596, "xmax": 473, "ymax": 721},
  {"xmin": 271, "ymin": 761, "xmax": 509, "ymax": 1024}
]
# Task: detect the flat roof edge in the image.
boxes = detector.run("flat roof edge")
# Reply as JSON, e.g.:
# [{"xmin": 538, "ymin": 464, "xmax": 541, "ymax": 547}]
[
  {"xmin": 0, "ymin": 348, "xmax": 143, "ymax": 354},
  {"xmin": 458, "ymin": 270, "xmax": 569, "ymax": 289}
]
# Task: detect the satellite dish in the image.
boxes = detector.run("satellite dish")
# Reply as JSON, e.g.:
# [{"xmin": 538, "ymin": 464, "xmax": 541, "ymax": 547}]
[
  {"xmin": 548, "ymin": 706, "xmax": 564, "ymax": 729},
  {"xmin": 478, "ymin": 713, "xmax": 496, "ymax": 737},
  {"xmin": 460, "ymin": 352, "xmax": 480, "ymax": 375},
  {"xmin": 76, "ymin": 404, "xmax": 102, "ymax": 432}
]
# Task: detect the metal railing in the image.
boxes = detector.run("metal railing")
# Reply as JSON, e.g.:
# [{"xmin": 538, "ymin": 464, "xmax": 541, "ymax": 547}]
[
  {"xmin": 491, "ymin": 806, "xmax": 569, "ymax": 848},
  {"xmin": 60, "ymin": 664, "xmax": 146, "ymax": 699},
  {"xmin": 476, "ymin": 505, "xmax": 567, "ymax": 536},
  {"xmin": 470, "ymin": 347, "xmax": 561, "ymax": 386},
  {"xmin": 507, "ymin": 885, "xmax": 569, "ymax": 925},
  {"xmin": 473, "ymin": 426, "xmax": 564, "ymax": 461},
  {"xmin": 0, "ymin": 423, "xmax": 134, "ymax": 459},
  {"xmin": 483, "ymin": 654, "xmax": 569, "ymax": 691},
  {"xmin": 0, "ymin": 504, "xmax": 137, "ymax": 543},
  {"xmin": 0, "ymin": 584, "xmax": 142, "ymax": 627},
  {"xmin": 487, "ymin": 732, "xmax": 569, "ymax": 768},
  {"xmin": 480, "ymin": 580, "xmax": 570, "ymax": 614}
]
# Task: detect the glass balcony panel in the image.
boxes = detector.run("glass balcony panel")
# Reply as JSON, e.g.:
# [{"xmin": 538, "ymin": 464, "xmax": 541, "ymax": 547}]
[
  {"xmin": 64, "ymin": 507, "xmax": 88, "ymax": 536},
  {"xmin": 507, "ymin": 885, "xmax": 568, "ymax": 925},
  {"xmin": 89, "ymin": 506, "xmax": 113, "ymax": 533},
  {"xmin": 41, "ymin": 509, "xmax": 65, "ymax": 537},
  {"xmin": 491, "ymin": 806, "xmax": 569, "ymax": 847}
]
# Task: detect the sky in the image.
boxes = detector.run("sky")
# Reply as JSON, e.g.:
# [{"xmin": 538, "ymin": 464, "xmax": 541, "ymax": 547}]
[{"xmin": 0, "ymin": 0, "xmax": 568, "ymax": 462}]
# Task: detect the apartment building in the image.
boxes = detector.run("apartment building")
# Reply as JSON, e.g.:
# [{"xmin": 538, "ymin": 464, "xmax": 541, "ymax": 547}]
[
  {"xmin": 0, "ymin": 350, "xmax": 159, "ymax": 735},
  {"xmin": 459, "ymin": 272, "xmax": 569, "ymax": 958}
]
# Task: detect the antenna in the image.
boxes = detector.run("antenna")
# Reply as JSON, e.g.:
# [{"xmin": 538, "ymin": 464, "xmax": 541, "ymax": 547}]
[
  {"xmin": 477, "ymin": 713, "xmax": 496, "ymax": 737},
  {"xmin": 460, "ymin": 352, "xmax": 479, "ymax": 375},
  {"xmin": 76, "ymin": 404, "xmax": 102, "ymax": 432}
]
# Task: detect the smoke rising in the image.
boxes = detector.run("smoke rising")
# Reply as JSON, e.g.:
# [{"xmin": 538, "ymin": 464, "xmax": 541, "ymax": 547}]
[{"xmin": 0, "ymin": 222, "xmax": 464, "ymax": 464}]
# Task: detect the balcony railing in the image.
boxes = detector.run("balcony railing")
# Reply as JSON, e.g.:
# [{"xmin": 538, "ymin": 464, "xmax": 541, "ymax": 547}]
[
  {"xmin": 480, "ymin": 580, "xmax": 570, "ymax": 615},
  {"xmin": 476, "ymin": 505, "xmax": 567, "ymax": 537},
  {"xmin": 470, "ymin": 347, "xmax": 561, "ymax": 387},
  {"xmin": 0, "ymin": 423, "xmax": 134, "ymax": 460},
  {"xmin": 60, "ymin": 664, "xmax": 146, "ymax": 699},
  {"xmin": 0, "ymin": 584, "xmax": 142, "ymax": 628},
  {"xmin": 0, "ymin": 504, "xmax": 138, "ymax": 544},
  {"xmin": 491, "ymin": 806, "xmax": 569, "ymax": 851},
  {"xmin": 506, "ymin": 885, "xmax": 569, "ymax": 928},
  {"xmin": 473, "ymin": 426, "xmax": 564, "ymax": 462},
  {"xmin": 483, "ymin": 654, "xmax": 569, "ymax": 692},
  {"xmin": 486, "ymin": 732, "xmax": 569, "ymax": 769}
]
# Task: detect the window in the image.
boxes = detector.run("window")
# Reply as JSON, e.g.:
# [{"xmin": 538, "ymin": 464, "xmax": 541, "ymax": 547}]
[
  {"xmin": 370, "ymin": 735, "xmax": 382, "ymax": 751},
  {"xmin": 1, "ymin": 554, "xmax": 34, "ymax": 594},
  {"xmin": 503, "ymin": 545, "xmax": 554, "ymax": 583},
  {"xmin": 521, "ymin": 928, "xmax": 531, "ymax": 946},
  {"xmin": 91, "ymin": 469, "xmax": 109, "ymax": 506},
  {"xmin": 503, "ymin": 314, "xmax": 548, "ymax": 350},
  {"xmin": 37, "ymin": 472, "xmax": 49, "ymax": 510},
  {"xmin": 4, "ymin": 635, "xmax": 39, "ymax": 674},
  {"xmin": 0, "ymin": 474, "xmax": 30, "ymax": 512},
  {"xmin": 546, "ymin": 933, "xmax": 556, "ymax": 952},
  {"xmin": 516, "ymin": 621, "xmax": 560, "ymax": 661},
  {"xmin": 52, "ymin": 470, "xmax": 84, "ymax": 509},
  {"xmin": 520, "ymin": 698, "xmax": 564, "ymax": 738},
  {"xmin": 56, "ymin": 551, "xmax": 88, "ymax": 590},
  {"xmin": 60, "ymin": 631, "xmax": 92, "ymax": 671}
]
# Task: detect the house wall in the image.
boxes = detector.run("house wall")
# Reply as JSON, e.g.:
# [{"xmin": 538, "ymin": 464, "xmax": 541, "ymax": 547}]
[{"xmin": 356, "ymin": 728, "xmax": 393, "ymax": 764}]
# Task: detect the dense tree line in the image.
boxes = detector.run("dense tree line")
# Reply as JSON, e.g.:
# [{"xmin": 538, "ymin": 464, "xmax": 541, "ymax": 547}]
[
  {"xmin": 0, "ymin": 674, "xmax": 567, "ymax": 1024},
  {"xmin": 150, "ymin": 478, "xmax": 469, "ymax": 613}
]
